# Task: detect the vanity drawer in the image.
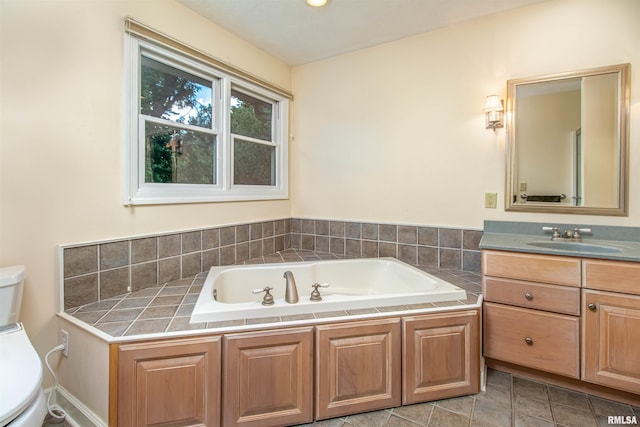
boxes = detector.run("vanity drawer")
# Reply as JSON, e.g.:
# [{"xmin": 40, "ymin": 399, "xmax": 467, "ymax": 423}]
[
  {"xmin": 483, "ymin": 250, "xmax": 581, "ymax": 287},
  {"xmin": 483, "ymin": 277, "xmax": 580, "ymax": 316},
  {"xmin": 483, "ymin": 302, "xmax": 580, "ymax": 378},
  {"xmin": 583, "ymin": 259, "xmax": 640, "ymax": 295}
]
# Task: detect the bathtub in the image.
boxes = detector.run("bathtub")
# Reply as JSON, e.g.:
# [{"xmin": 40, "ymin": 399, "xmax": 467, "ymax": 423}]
[{"xmin": 190, "ymin": 258, "xmax": 467, "ymax": 323}]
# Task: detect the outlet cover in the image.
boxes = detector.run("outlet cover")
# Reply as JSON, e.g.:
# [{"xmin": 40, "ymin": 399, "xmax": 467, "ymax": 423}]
[{"xmin": 485, "ymin": 192, "xmax": 498, "ymax": 209}]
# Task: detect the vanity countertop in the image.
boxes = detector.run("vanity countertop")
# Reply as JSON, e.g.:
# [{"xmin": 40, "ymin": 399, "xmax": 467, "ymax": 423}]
[{"xmin": 480, "ymin": 220, "xmax": 640, "ymax": 262}]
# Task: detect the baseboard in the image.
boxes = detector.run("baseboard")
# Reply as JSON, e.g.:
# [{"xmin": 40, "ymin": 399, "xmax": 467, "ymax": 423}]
[{"xmin": 45, "ymin": 385, "xmax": 107, "ymax": 427}]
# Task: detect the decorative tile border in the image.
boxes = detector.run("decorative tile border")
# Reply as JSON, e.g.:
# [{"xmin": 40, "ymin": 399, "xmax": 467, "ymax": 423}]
[{"xmin": 61, "ymin": 217, "xmax": 482, "ymax": 310}]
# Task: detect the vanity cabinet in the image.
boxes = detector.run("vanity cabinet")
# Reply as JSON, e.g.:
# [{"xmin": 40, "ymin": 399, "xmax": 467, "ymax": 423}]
[
  {"xmin": 114, "ymin": 336, "xmax": 221, "ymax": 427},
  {"xmin": 222, "ymin": 327, "xmax": 313, "ymax": 427},
  {"xmin": 482, "ymin": 250, "xmax": 581, "ymax": 379},
  {"xmin": 483, "ymin": 250, "xmax": 640, "ymax": 400},
  {"xmin": 582, "ymin": 259, "xmax": 640, "ymax": 395},
  {"xmin": 402, "ymin": 310, "xmax": 480, "ymax": 404},
  {"xmin": 315, "ymin": 318, "xmax": 401, "ymax": 420}
]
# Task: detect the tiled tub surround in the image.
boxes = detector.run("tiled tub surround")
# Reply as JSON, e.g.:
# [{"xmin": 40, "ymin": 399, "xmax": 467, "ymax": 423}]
[
  {"xmin": 65, "ymin": 249, "xmax": 482, "ymax": 338},
  {"xmin": 289, "ymin": 219, "xmax": 483, "ymax": 272},
  {"xmin": 61, "ymin": 217, "xmax": 482, "ymax": 311},
  {"xmin": 62, "ymin": 219, "xmax": 291, "ymax": 310}
]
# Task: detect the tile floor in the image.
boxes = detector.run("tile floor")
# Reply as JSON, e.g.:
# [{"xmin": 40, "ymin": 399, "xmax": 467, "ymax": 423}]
[
  {"xmin": 42, "ymin": 369, "xmax": 639, "ymax": 427},
  {"xmin": 297, "ymin": 369, "xmax": 640, "ymax": 427}
]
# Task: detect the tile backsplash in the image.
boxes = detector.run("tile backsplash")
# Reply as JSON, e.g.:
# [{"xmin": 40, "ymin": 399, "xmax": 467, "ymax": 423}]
[{"xmin": 61, "ymin": 217, "xmax": 482, "ymax": 310}]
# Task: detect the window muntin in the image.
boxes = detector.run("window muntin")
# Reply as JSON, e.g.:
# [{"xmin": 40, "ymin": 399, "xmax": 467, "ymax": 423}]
[{"xmin": 124, "ymin": 36, "xmax": 288, "ymax": 204}]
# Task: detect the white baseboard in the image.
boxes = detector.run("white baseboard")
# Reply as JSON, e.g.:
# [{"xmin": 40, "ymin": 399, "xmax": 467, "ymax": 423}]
[{"xmin": 45, "ymin": 385, "xmax": 107, "ymax": 427}]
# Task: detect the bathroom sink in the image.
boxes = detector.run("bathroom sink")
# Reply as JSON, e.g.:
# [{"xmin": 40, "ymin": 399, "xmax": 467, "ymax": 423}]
[{"xmin": 526, "ymin": 241, "xmax": 623, "ymax": 254}]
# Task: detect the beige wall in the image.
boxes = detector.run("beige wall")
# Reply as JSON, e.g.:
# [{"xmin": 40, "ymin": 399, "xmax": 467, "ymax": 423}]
[
  {"xmin": 0, "ymin": 0, "xmax": 291, "ymax": 385},
  {"xmin": 290, "ymin": 0, "xmax": 640, "ymax": 227}
]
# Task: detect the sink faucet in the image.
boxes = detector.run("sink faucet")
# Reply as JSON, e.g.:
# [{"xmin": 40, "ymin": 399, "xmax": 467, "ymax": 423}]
[
  {"xmin": 542, "ymin": 226, "xmax": 591, "ymax": 241},
  {"xmin": 283, "ymin": 271, "xmax": 299, "ymax": 303}
]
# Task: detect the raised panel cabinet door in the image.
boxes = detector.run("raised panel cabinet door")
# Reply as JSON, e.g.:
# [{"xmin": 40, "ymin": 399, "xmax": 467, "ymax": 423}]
[
  {"xmin": 115, "ymin": 336, "xmax": 221, "ymax": 427},
  {"xmin": 222, "ymin": 327, "xmax": 313, "ymax": 427},
  {"xmin": 402, "ymin": 310, "xmax": 480, "ymax": 404},
  {"xmin": 315, "ymin": 318, "xmax": 401, "ymax": 420},
  {"xmin": 583, "ymin": 290, "xmax": 640, "ymax": 394}
]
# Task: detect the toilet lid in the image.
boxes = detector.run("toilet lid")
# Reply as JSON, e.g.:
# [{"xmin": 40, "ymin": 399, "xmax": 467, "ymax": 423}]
[{"xmin": 0, "ymin": 324, "xmax": 43, "ymax": 426}]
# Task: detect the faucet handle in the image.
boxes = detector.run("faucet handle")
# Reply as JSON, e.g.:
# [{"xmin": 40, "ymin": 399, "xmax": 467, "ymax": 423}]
[
  {"xmin": 542, "ymin": 226, "xmax": 560, "ymax": 239},
  {"xmin": 252, "ymin": 286, "xmax": 275, "ymax": 306},
  {"xmin": 572, "ymin": 228, "xmax": 592, "ymax": 240},
  {"xmin": 310, "ymin": 283, "xmax": 330, "ymax": 302}
]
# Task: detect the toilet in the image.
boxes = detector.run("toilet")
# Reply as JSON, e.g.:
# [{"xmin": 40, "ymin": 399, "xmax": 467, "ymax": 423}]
[{"xmin": 0, "ymin": 265, "xmax": 48, "ymax": 427}]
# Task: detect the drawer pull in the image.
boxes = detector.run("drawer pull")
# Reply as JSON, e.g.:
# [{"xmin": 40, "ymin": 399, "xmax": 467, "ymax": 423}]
[
  {"xmin": 524, "ymin": 337, "xmax": 534, "ymax": 345},
  {"xmin": 588, "ymin": 303, "xmax": 597, "ymax": 311},
  {"xmin": 524, "ymin": 292, "xmax": 533, "ymax": 301}
]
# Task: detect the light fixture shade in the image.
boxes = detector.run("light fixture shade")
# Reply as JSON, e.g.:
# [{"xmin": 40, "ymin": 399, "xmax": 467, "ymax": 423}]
[
  {"xmin": 306, "ymin": 0, "xmax": 327, "ymax": 6},
  {"xmin": 484, "ymin": 95, "xmax": 504, "ymax": 130},
  {"xmin": 483, "ymin": 95, "xmax": 504, "ymax": 112}
]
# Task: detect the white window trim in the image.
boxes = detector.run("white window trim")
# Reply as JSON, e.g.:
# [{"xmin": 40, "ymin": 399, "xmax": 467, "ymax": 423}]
[{"xmin": 123, "ymin": 34, "xmax": 289, "ymax": 205}]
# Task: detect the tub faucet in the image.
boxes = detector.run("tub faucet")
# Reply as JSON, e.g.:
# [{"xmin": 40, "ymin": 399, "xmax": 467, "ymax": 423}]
[{"xmin": 283, "ymin": 271, "xmax": 299, "ymax": 304}]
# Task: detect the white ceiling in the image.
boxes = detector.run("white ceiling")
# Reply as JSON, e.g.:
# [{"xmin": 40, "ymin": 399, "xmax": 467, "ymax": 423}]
[{"xmin": 178, "ymin": 0, "xmax": 548, "ymax": 66}]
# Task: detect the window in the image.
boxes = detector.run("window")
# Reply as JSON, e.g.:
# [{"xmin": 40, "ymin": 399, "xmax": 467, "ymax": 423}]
[{"xmin": 124, "ymin": 34, "xmax": 289, "ymax": 205}]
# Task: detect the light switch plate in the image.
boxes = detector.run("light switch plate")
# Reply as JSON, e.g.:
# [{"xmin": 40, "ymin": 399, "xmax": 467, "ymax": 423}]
[{"xmin": 485, "ymin": 192, "xmax": 498, "ymax": 209}]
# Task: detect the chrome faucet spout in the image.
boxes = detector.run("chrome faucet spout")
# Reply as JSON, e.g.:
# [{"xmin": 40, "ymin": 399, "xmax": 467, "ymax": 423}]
[{"xmin": 283, "ymin": 271, "xmax": 299, "ymax": 304}]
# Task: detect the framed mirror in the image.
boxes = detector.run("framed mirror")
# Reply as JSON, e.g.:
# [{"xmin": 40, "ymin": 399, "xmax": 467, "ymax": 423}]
[{"xmin": 505, "ymin": 63, "xmax": 630, "ymax": 216}]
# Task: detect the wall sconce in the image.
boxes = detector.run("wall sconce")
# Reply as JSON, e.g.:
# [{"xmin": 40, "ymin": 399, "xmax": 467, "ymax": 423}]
[{"xmin": 483, "ymin": 95, "xmax": 504, "ymax": 131}]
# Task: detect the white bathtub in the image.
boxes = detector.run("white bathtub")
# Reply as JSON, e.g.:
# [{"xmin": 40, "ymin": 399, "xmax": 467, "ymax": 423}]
[{"xmin": 190, "ymin": 258, "xmax": 467, "ymax": 323}]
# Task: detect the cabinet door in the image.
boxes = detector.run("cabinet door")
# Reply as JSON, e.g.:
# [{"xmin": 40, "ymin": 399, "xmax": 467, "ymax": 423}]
[
  {"xmin": 315, "ymin": 318, "xmax": 401, "ymax": 420},
  {"xmin": 222, "ymin": 327, "xmax": 313, "ymax": 427},
  {"xmin": 116, "ymin": 336, "xmax": 221, "ymax": 427},
  {"xmin": 583, "ymin": 290, "xmax": 640, "ymax": 394},
  {"xmin": 403, "ymin": 310, "xmax": 480, "ymax": 404}
]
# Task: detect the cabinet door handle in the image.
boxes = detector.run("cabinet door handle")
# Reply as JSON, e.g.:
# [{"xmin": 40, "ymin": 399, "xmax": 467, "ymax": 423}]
[
  {"xmin": 524, "ymin": 292, "xmax": 533, "ymax": 301},
  {"xmin": 588, "ymin": 303, "xmax": 597, "ymax": 311},
  {"xmin": 524, "ymin": 337, "xmax": 533, "ymax": 345}
]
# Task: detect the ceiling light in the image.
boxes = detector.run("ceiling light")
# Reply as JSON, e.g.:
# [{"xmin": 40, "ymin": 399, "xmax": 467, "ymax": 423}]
[{"xmin": 306, "ymin": 0, "xmax": 327, "ymax": 7}]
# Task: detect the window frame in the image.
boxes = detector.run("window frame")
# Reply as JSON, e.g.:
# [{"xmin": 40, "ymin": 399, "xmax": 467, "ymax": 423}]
[{"xmin": 124, "ymin": 35, "xmax": 289, "ymax": 205}]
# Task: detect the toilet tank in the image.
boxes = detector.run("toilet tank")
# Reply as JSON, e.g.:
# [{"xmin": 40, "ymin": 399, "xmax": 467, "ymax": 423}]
[{"xmin": 0, "ymin": 266, "xmax": 25, "ymax": 326}]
